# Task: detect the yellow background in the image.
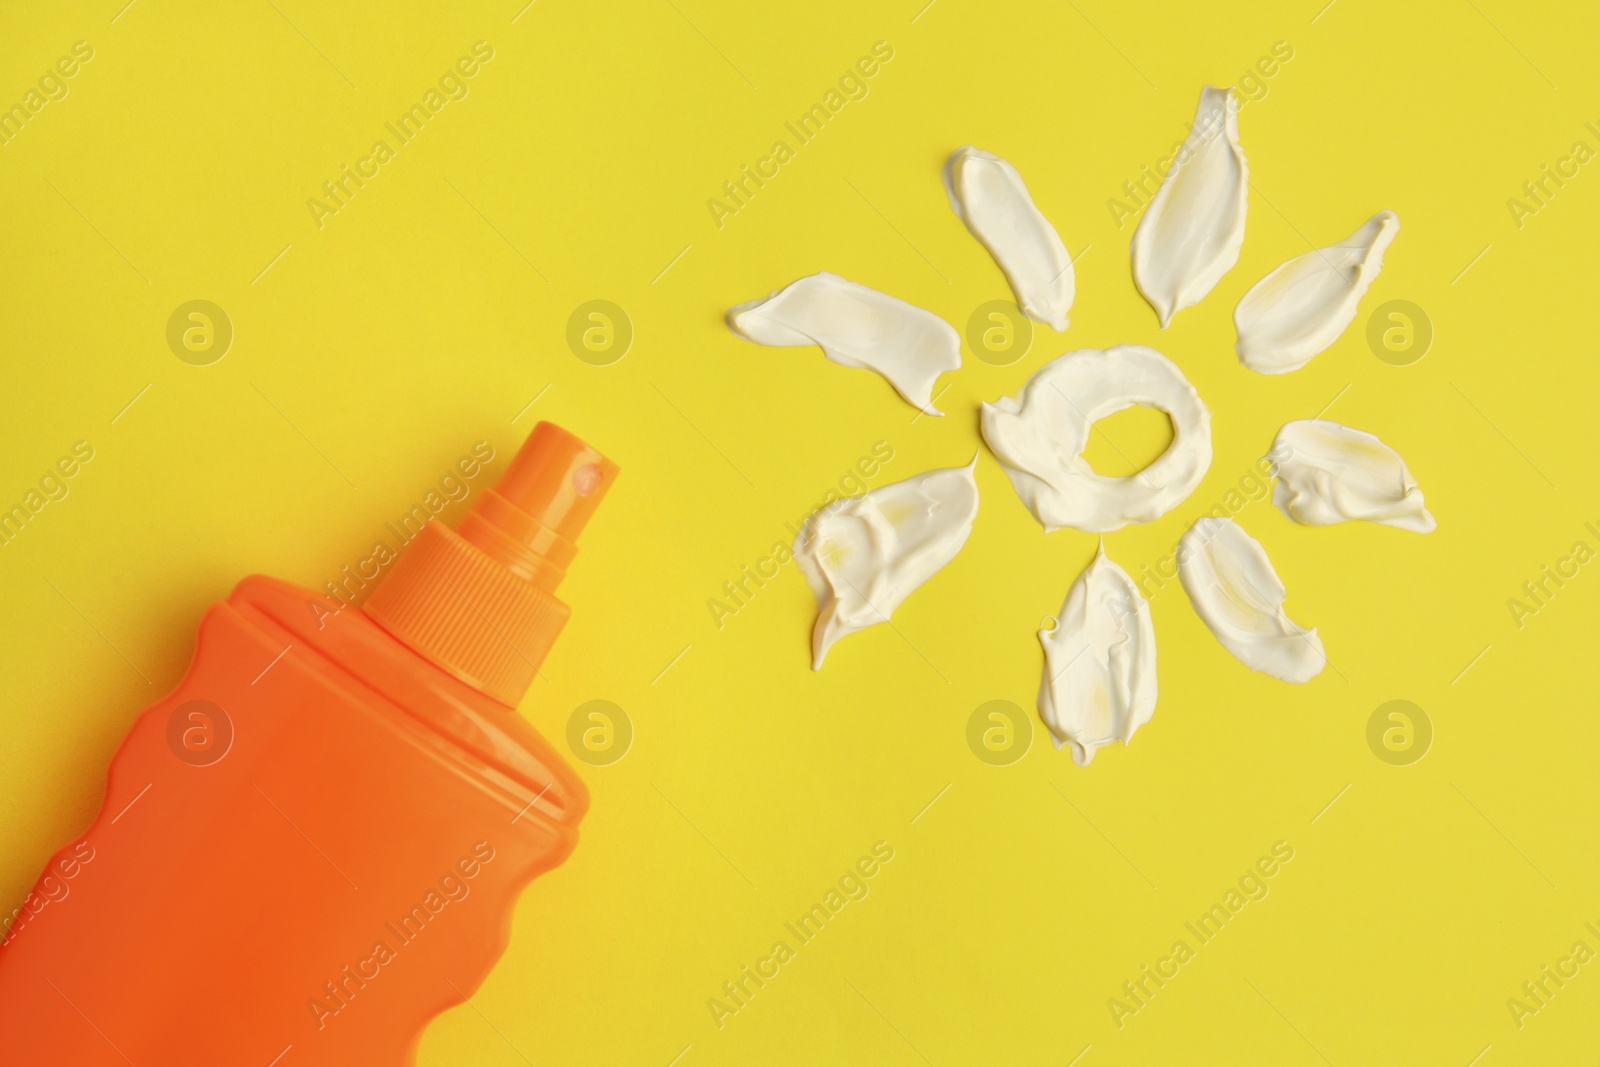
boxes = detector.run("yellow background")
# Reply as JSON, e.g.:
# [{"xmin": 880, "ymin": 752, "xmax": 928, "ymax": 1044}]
[{"xmin": 2, "ymin": 0, "xmax": 1597, "ymax": 1063}]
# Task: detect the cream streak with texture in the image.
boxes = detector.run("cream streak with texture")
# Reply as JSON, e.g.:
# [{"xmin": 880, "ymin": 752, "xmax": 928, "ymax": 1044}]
[
  {"xmin": 1268, "ymin": 420, "xmax": 1435, "ymax": 531},
  {"xmin": 943, "ymin": 146, "xmax": 1074, "ymax": 331},
  {"xmin": 1178, "ymin": 517, "xmax": 1325, "ymax": 683},
  {"xmin": 1131, "ymin": 86, "xmax": 1249, "ymax": 327},
  {"xmin": 1038, "ymin": 546, "xmax": 1158, "ymax": 766},
  {"xmin": 794, "ymin": 460, "xmax": 979, "ymax": 670},
  {"xmin": 727, "ymin": 272, "xmax": 960, "ymax": 415},
  {"xmin": 1235, "ymin": 212, "xmax": 1400, "ymax": 374}
]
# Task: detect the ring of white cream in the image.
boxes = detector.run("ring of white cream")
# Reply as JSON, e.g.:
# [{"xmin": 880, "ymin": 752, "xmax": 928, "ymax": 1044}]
[{"xmin": 981, "ymin": 345, "xmax": 1213, "ymax": 532}]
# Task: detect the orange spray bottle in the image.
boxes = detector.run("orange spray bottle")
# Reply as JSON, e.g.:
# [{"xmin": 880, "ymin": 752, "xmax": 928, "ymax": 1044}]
[{"xmin": 0, "ymin": 422, "xmax": 617, "ymax": 1065}]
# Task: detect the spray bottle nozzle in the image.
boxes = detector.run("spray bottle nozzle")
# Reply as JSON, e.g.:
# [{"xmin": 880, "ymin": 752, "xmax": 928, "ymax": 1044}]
[
  {"xmin": 363, "ymin": 422, "xmax": 619, "ymax": 705},
  {"xmin": 457, "ymin": 423, "xmax": 620, "ymax": 592}
]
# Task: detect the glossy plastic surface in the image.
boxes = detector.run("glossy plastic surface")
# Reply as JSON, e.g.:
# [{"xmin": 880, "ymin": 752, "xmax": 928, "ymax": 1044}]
[{"xmin": 0, "ymin": 576, "xmax": 587, "ymax": 1065}]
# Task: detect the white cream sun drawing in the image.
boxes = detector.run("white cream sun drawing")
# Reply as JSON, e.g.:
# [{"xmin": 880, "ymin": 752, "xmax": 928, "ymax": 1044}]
[{"xmin": 725, "ymin": 86, "xmax": 1432, "ymax": 766}]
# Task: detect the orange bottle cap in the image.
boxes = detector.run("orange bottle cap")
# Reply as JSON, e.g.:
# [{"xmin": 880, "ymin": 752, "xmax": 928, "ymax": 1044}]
[{"xmin": 363, "ymin": 422, "xmax": 618, "ymax": 706}]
